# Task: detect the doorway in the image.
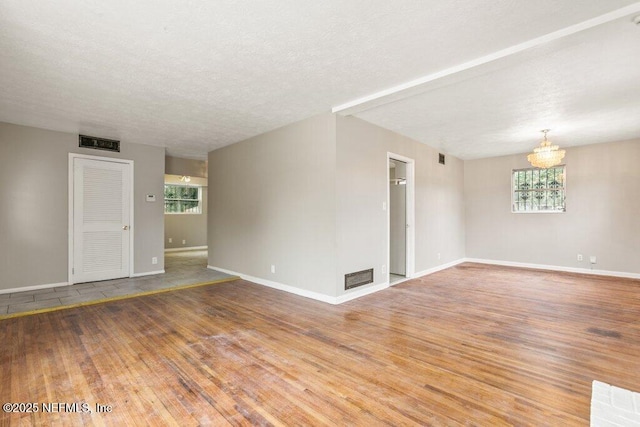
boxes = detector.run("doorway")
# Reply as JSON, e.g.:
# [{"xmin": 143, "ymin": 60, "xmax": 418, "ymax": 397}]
[
  {"xmin": 387, "ymin": 153, "xmax": 415, "ymax": 285},
  {"xmin": 69, "ymin": 154, "xmax": 133, "ymax": 284}
]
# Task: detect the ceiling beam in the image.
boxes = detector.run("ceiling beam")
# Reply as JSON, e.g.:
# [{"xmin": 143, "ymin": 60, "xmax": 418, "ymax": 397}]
[{"xmin": 332, "ymin": 3, "xmax": 640, "ymax": 116}]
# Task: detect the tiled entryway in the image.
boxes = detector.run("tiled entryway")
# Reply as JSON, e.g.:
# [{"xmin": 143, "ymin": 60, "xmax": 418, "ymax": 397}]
[{"xmin": 0, "ymin": 250, "xmax": 235, "ymax": 317}]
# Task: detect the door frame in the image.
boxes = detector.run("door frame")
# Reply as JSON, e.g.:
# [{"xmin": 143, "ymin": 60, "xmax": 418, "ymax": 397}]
[
  {"xmin": 387, "ymin": 152, "xmax": 415, "ymax": 284},
  {"xmin": 68, "ymin": 153, "xmax": 135, "ymax": 285}
]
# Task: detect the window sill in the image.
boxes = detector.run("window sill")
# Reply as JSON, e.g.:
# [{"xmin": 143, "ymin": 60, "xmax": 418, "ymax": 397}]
[{"xmin": 164, "ymin": 212, "xmax": 202, "ymax": 215}]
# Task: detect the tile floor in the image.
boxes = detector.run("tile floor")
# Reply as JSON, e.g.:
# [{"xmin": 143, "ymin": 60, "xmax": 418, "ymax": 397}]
[{"xmin": 0, "ymin": 250, "xmax": 234, "ymax": 316}]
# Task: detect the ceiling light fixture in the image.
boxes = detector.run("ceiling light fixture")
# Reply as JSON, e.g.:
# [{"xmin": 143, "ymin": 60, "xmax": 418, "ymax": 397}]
[{"xmin": 527, "ymin": 129, "xmax": 565, "ymax": 168}]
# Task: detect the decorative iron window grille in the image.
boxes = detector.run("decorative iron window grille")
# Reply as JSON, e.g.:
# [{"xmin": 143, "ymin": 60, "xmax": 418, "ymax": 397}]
[{"xmin": 512, "ymin": 166, "xmax": 565, "ymax": 213}]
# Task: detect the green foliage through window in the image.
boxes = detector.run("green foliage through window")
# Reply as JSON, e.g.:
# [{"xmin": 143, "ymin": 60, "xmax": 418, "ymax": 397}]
[
  {"xmin": 512, "ymin": 166, "xmax": 565, "ymax": 212},
  {"xmin": 164, "ymin": 185, "xmax": 201, "ymax": 214}
]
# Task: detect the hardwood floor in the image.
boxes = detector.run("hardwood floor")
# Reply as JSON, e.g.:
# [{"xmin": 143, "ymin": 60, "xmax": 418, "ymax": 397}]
[{"xmin": 1, "ymin": 263, "xmax": 639, "ymax": 425}]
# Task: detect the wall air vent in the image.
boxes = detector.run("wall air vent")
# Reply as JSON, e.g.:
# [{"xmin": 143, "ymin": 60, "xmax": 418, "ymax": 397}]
[
  {"xmin": 345, "ymin": 268, "xmax": 374, "ymax": 290},
  {"xmin": 439, "ymin": 153, "xmax": 445, "ymax": 165},
  {"xmin": 79, "ymin": 135, "xmax": 120, "ymax": 152}
]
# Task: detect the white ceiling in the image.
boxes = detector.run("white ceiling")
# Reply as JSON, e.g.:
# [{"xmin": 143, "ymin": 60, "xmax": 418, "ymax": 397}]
[{"xmin": 1, "ymin": 0, "xmax": 639, "ymax": 160}]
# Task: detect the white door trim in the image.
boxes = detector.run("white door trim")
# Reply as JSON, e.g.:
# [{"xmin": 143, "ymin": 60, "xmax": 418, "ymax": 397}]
[
  {"xmin": 68, "ymin": 153, "xmax": 135, "ymax": 285},
  {"xmin": 387, "ymin": 152, "xmax": 415, "ymax": 283}
]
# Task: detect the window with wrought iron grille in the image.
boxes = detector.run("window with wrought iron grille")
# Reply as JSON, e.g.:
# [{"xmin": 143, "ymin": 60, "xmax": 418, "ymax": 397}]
[
  {"xmin": 512, "ymin": 166, "xmax": 565, "ymax": 213},
  {"xmin": 164, "ymin": 184, "xmax": 202, "ymax": 214}
]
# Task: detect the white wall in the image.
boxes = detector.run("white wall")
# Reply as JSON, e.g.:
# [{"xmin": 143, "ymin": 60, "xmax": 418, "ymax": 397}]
[
  {"xmin": 0, "ymin": 122, "xmax": 165, "ymax": 291},
  {"xmin": 464, "ymin": 139, "xmax": 640, "ymax": 275}
]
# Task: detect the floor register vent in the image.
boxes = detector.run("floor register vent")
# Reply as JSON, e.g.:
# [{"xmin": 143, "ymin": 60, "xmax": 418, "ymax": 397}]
[{"xmin": 345, "ymin": 268, "xmax": 373, "ymax": 290}]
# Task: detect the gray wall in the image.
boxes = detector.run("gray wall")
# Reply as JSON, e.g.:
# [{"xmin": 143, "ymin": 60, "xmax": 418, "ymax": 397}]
[
  {"xmin": 389, "ymin": 163, "xmax": 407, "ymax": 275},
  {"xmin": 165, "ymin": 156, "xmax": 207, "ymax": 177},
  {"xmin": 464, "ymin": 139, "xmax": 640, "ymax": 275},
  {"xmin": 165, "ymin": 187, "xmax": 208, "ymax": 249},
  {"xmin": 164, "ymin": 155, "xmax": 208, "ymax": 250},
  {"xmin": 0, "ymin": 122, "xmax": 165, "ymax": 291},
  {"xmin": 336, "ymin": 116, "xmax": 466, "ymax": 297},
  {"xmin": 208, "ymin": 113, "xmax": 338, "ymax": 296},
  {"xmin": 207, "ymin": 113, "xmax": 466, "ymax": 300}
]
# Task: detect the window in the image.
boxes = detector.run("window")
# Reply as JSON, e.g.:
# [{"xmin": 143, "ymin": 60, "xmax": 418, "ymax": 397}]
[
  {"xmin": 512, "ymin": 166, "xmax": 565, "ymax": 213},
  {"xmin": 164, "ymin": 184, "xmax": 202, "ymax": 214}
]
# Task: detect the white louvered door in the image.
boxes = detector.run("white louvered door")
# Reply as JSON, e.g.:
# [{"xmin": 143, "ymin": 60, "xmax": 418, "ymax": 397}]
[{"xmin": 73, "ymin": 158, "xmax": 131, "ymax": 283}]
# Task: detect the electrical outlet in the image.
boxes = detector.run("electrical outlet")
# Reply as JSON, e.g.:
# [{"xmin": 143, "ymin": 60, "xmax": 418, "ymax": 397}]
[
  {"xmin": 381, "ymin": 265, "xmax": 386, "ymax": 274},
  {"xmin": 577, "ymin": 254, "xmax": 583, "ymax": 261},
  {"xmin": 168, "ymin": 237, "xmax": 172, "ymax": 243},
  {"xmin": 437, "ymin": 252, "xmax": 441, "ymax": 260},
  {"xmin": 152, "ymin": 257, "xmax": 158, "ymax": 265},
  {"xmin": 271, "ymin": 265, "xmax": 276, "ymax": 274},
  {"xmin": 182, "ymin": 239, "xmax": 186, "ymax": 245},
  {"xmin": 590, "ymin": 256, "xmax": 597, "ymax": 264}
]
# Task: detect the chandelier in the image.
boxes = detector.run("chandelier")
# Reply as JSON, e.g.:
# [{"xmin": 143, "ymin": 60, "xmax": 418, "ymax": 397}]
[{"xmin": 527, "ymin": 129, "xmax": 565, "ymax": 168}]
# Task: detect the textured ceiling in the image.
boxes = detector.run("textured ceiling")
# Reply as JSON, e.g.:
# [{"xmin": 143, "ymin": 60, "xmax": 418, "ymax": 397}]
[{"xmin": 1, "ymin": 0, "xmax": 640, "ymax": 159}]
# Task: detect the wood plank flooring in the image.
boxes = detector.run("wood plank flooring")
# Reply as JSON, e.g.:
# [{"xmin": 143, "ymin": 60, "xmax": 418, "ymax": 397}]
[{"xmin": 2, "ymin": 263, "xmax": 639, "ymax": 425}]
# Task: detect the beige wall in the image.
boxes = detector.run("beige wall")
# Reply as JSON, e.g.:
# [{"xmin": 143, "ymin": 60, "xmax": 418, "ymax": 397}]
[
  {"xmin": 208, "ymin": 113, "xmax": 338, "ymax": 296},
  {"xmin": 336, "ymin": 116, "xmax": 466, "ymax": 297},
  {"xmin": 207, "ymin": 113, "xmax": 466, "ymax": 300},
  {"xmin": 165, "ymin": 187, "xmax": 208, "ymax": 249},
  {"xmin": 0, "ymin": 122, "xmax": 165, "ymax": 291},
  {"xmin": 464, "ymin": 139, "xmax": 640, "ymax": 275},
  {"xmin": 164, "ymin": 156, "xmax": 208, "ymax": 250},
  {"xmin": 165, "ymin": 156, "xmax": 207, "ymax": 177},
  {"xmin": 389, "ymin": 164, "xmax": 407, "ymax": 275}
]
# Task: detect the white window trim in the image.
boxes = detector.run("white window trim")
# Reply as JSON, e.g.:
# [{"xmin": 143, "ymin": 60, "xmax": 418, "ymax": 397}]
[{"xmin": 164, "ymin": 184, "xmax": 203, "ymax": 215}]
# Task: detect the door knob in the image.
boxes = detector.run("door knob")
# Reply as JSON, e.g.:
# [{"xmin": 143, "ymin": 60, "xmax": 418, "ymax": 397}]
[{"xmin": 122, "ymin": 225, "xmax": 129, "ymax": 230}]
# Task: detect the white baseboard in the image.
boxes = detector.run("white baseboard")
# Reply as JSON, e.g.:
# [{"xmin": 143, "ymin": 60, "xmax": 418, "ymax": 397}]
[
  {"xmin": 335, "ymin": 282, "xmax": 390, "ymax": 304},
  {"xmin": 209, "ymin": 265, "xmax": 393, "ymax": 305},
  {"xmin": 164, "ymin": 246, "xmax": 207, "ymax": 253},
  {"xmin": 463, "ymin": 258, "xmax": 640, "ymax": 280},
  {"xmin": 207, "ymin": 261, "xmax": 470, "ymax": 305},
  {"xmin": 131, "ymin": 270, "xmax": 165, "ymax": 278},
  {"xmin": 208, "ymin": 265, "xmax": 343, "ymax": 304},
  {"xmin": 413, "ymin": 258, "xmax": 466, "ymax": 279},
  {"xmin": 0, "ymin": 281, "xmax": 69, "ymax": 295}
]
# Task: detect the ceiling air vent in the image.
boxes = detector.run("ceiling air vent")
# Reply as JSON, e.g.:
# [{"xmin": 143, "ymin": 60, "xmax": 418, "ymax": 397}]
[
  {"xmin": 345, "ymin": 268, "xmax": 373, "ymax": 290},
  {"xmin": 79, "ymin": 135, "xmax": 120, "ymax": 152}
]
